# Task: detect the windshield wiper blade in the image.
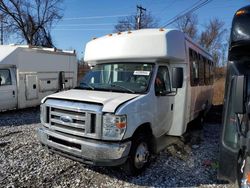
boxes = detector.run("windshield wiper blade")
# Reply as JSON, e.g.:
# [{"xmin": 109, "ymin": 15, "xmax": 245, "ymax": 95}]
[
  {"xmin": 110, "ymin": 83, "xmax": 135, "ymax": 94},
  {"xmin": 79, "ymin": 82, "xmax": 95, "ymax": 90}
]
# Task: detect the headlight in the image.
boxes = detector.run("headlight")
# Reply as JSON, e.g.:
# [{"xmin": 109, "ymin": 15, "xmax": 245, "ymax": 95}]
[{"xmin": 102, "ymin": 114, "xmax": 127, "ymax": 140}]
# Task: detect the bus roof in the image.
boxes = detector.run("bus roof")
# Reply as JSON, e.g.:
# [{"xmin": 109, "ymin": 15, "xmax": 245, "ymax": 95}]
[{"xmin": 84, "ymin": 29, "xmax": 189, "ymax": 64}]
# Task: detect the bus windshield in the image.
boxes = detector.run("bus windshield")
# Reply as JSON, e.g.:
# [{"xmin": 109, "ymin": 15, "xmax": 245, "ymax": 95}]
[{"xmin": 78, "ymin": 63, "xmax": 154, "ymax": 94}]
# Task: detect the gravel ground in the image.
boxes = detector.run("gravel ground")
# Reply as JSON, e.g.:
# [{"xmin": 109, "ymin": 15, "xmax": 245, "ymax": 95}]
[{"xmin": 0, "ymin": 107, "xmax": 235, "ymax": 188}]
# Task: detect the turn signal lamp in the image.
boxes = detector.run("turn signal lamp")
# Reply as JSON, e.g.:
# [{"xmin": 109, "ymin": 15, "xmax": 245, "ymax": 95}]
[
  {"xmin": 116, "ymin": 122, "xmax": 126, "ymax": 129},
  {"xmin": 247, "ymin": 172, "xmax": 250, "ymax": 183}
]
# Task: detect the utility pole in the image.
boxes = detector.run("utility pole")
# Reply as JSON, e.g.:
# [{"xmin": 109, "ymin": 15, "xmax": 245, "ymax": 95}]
[
  {"xmin": 0, "ymin": 14, "xmax": 3, "ymax": 45},
  {"xmin": 136, "ymin": 5, "xmax": 146, "ymax": 30}
]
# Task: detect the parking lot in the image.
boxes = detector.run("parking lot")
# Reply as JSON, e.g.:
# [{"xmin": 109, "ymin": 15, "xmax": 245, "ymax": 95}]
[{"xmin": 0, "ymin": 107, "xmax": 233, "ymax": 187}]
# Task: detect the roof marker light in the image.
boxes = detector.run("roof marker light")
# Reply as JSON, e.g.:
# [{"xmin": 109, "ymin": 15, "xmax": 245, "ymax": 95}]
[
  {"xmin": 236, "ymin": 10, "xmax": 246, "ymax": 16},
  {"xmin": 92, "ymin": 37, "xmax": 97, "ymax": 40},
  {"xmin": 159, "ymin": 28, "xmax": 165, "ymax": 31},
  {"xmin": 117, "ymin": 32, "xmax": 122, "ymax": 35},
  {"xmin": 127, "ymin": 30, "xmax": 132, "ymax": 34},
  {"xmin": 108, "ymin": 34, "xmax": 112, "ymax": 36}
]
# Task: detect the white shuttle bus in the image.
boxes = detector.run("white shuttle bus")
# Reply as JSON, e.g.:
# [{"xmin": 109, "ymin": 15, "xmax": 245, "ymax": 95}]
[{"xmin": 37, "ymin": 29, "xmax": 214, "ymax": 174}]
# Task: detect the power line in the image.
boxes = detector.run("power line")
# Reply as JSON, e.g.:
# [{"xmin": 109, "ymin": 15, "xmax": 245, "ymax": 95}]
[
  {"xmin": 63, "ymin": 14, "xmax": 130, "ymax": 20},
  {"xmin": 53, "ymin": 28, "xmax": 112, "ymax": 31},
  {"xmin": 155, "ymin": 0, "xmax": 177, "ymax": 17},
  {"xmin": 56, "ymin": 23, "xmax": 116, "ymax": 27},
  {"xmin": 161, "ymin": 0, "xmax": 206, "ymax": 27},
  {"xmin": 161, "ymin": 0, "xmax": 213, "ymax": 28}
]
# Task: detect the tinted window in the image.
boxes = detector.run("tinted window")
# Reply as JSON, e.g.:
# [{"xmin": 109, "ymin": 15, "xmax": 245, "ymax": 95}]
[
  {"xmin": 209, "ymin": 61, "xmax": 214, "ymax": 85},
  {"xmin": 198, "ymin": 55, "xmax": 205, "ymax": 86},
  {"xmin": 204, "ymin": 58, "xmax": 210, "ymax": 85},
  {"xmin": 189, "ymin": 49, "xmax": 199, "ymax": 86}
]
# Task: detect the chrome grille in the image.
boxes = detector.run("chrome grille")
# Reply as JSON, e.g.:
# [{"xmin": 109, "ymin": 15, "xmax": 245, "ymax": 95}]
[{"xmin": 43, "ymin": 99, "xmax": 102, "ymax": 139}]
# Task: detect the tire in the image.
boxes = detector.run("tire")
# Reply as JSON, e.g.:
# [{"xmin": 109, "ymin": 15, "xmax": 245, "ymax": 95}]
[{"xmin": 123, "ymin": 133, "xmax": 151, "ymax": 176}]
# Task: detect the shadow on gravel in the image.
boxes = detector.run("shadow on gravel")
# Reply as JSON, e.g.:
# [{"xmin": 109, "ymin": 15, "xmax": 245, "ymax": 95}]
[
  {"xmin": 0, "ymin": 107, "xmax": 40, "ymax": 127},
  {"xmin": 205, "ymin": 104, "xmax": 223, "ymax": 124}
]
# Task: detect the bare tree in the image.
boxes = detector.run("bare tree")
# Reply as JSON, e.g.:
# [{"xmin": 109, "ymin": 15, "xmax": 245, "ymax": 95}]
[
  {"xmin": 0, "ymin": 0, "xmax": 63, "ymax": 47},
  {"xmin": 114, "ymin": 12, "xmax": 158, "ymax": 32},
  {"xmin": 0, "ymin": 12, "xmax": 13, "ymax": 44},
  {"xmin": 199, "ymin": 18, "xmax": 227, "ymax": 66},
  {"xmin": 174, "ymin": 13, "xmax": 198, "ymax": 40},
  {"xmin": 199, "ymin": 18, "xmax": 226, "ymax": 52}
]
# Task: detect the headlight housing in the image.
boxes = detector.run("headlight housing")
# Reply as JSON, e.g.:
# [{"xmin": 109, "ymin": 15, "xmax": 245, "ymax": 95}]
[{"xmin": 102, "ymin": 114, "xmax": 127, "ymax": 140}]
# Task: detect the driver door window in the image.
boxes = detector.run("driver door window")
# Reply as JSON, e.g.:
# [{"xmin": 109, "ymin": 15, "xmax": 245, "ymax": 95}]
[
  {"xmin": 155, "ymin": 66, "xmax": 171, "ymax": 95},
  {"xmin": 0, "ymin": 69, "xmax": 12, "ymax": 86}
]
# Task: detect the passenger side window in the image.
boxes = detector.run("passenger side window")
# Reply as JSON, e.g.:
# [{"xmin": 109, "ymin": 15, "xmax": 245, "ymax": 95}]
[
  {"xmin": 198, "ymin": 55, "xmax": 205, "ymax": 85},
  {"xmin": 155, "ymin": 66, "xmax": 171, "ymax": 95},
  {"xmin": 209, "ymin": 61, "xmax": 214, "ymax": 85},
  {"xmin": 0, "ymin": 69, "xmax": 11, "ymax": 86},
  {"xmin": 204, "ymin": 58, "xmax": 210, "ymax": 85},
  {"xmin": 189, "ymin": 49, "xmax": 199, "ymax": 86}
]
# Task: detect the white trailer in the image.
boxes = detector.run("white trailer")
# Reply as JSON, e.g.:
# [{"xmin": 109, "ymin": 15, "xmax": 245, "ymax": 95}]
[
  {"xmin": 38, "ymin": 29, "xmax": 214, "ymax": 175},
  {"xmin": 0, "ymin": 45, "xmax": 77, "ymax": 111}
]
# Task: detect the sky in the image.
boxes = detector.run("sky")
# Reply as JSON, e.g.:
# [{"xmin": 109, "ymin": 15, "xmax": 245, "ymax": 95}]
[{"xmin": 46, "ymin": 0, "xmax": 249, "ymax": 59}]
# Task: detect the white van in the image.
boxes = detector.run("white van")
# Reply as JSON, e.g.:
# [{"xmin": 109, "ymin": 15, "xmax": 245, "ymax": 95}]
[
  {"xmin": 0, "ymin": 45, "xmax": 77, "ymax": 111},
  {"xmin": 37, "ymin": 29, "xmax": 214, "ymax": 174}
]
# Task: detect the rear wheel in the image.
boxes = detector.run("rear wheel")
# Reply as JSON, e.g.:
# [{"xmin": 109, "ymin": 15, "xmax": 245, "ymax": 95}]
[{"xmin": 124, "ymin": 134, "xmax": 151, "ymax": 175}]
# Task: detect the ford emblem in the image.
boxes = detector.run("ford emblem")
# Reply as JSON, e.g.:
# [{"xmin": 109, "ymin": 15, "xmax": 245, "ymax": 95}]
[{"xmin": 60, "ymin": 116, "xmax": 73, "ymax": 123}]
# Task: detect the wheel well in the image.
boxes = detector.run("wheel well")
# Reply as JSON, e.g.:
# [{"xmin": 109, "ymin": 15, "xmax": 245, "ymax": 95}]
[
  {"xmin": 132, "ymin": 123, "xmax": 153, "ymax": 138},
  {"xmin": 132, "ymin": 123, "xmax": 159, "ymax": 154}
]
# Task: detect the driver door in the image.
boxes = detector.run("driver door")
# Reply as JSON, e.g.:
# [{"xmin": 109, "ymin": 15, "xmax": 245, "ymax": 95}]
[
  {"xmin": 154, "ymin": 65, "xmax": 174, "ymax": 135},
  {"xmin": 0, "ymin": 68, "xmax": 17, "ymax": 111}
]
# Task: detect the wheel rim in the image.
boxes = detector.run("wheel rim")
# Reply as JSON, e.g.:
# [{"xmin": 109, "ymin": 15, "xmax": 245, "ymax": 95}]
[{"xmin": 134, "ymin": 142, "xmax": 149, "ymax": 169}]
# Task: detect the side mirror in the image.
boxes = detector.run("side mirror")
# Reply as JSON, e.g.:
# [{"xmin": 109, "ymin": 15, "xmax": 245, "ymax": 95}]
[
  {"xmin": 172, "ymin": 67, "xmax": 183, "ymax": 89},
  {"xmin": 233, "ymin": 75, "xmax": 245, "ymax": 114}
]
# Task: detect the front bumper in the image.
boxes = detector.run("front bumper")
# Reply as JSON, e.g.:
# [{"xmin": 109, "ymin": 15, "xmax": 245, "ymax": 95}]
[{"xmin": 37, "ymin": 127, "xmax": 131, "ymax": 166}]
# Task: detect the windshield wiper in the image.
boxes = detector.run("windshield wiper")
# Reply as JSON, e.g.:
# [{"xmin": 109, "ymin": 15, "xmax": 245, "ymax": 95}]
[
  {"xmin": 79, "ymin": 82, "xmax": 95, "ymax": 90},
  {"xmin": 110, "ymin": 83, "xmax": 135, "ymax": 94}
]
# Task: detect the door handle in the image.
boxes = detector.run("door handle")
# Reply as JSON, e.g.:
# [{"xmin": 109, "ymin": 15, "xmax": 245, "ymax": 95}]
[{"xmin": 13, "ymin": 90, "xmax": 15, "ymax": 96}]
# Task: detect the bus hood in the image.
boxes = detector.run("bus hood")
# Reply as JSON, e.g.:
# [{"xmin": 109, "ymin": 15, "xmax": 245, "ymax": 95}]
[{"xmin": 42, "ymin": 89, "xmax": 139, "ymax": 112}]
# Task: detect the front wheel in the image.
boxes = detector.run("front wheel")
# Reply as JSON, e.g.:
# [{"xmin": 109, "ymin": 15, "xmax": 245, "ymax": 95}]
[{"xmin": 123, "ymin": 134, "xmax": 151, "ymax": 175}]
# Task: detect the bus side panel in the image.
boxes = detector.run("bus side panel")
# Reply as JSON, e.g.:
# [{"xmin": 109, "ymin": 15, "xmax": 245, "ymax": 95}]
[{"xmin": 185, "ymin": 40, "xmax": 214, "ymax": 123}]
